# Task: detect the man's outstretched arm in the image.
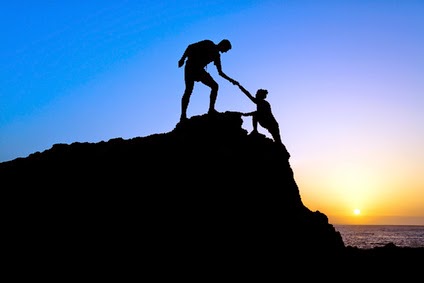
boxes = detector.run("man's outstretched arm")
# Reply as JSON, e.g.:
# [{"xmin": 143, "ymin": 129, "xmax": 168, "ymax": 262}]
[
  {"xmin": 215, "ymin": 59, "xmax": 237, "ymax": 85},
  {"xmin": 219, "ymin": 71, "xmax": 237, "ymax": 85}
]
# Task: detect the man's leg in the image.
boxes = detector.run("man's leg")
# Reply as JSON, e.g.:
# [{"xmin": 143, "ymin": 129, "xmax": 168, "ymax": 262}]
[
  {"xmin": 201, "ymin": 73, "xmax": 219, "ymax": 114},
  {"xmin": 181, "ymin": 79, "xmax": 194, "ymax": 122},
  {"xmin": 208, "ymin": 88, "xmax": 218, "ymax": 114}
]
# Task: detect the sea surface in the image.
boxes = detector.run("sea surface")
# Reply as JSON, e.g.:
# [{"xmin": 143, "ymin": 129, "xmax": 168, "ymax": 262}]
[{"xmin": 334, "ymin": 225, "xmax": 424, "ymax": 249}]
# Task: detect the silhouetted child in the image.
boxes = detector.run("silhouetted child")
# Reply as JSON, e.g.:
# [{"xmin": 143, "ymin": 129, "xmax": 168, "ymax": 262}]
[{"xmin": 235, "ymin": 82, "xmax": 282, "ymax": 145}]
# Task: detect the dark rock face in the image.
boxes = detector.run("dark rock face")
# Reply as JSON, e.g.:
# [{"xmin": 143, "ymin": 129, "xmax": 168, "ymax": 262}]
[{"xmin": 1, "ymin": 111, "xmax": 345, "ymax": 265}]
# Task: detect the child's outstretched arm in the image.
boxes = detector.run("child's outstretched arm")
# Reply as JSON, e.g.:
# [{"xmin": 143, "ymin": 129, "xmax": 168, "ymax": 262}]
[
  {"xmin": 235, "ymin": 82, "xmax": 255, "ymax": 103},
  {"xmin": 241, "ymin": 111, "xmax": 255, "ymax": 117}
]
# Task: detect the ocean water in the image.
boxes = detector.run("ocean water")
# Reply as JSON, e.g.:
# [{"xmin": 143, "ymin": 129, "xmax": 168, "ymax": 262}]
[{"xmin": 334, "ymin": 225, "xmax": 424, "ymax": 249}]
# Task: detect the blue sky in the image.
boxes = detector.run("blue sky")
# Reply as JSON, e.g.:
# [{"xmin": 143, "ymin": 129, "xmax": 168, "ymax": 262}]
[{"xmin": 1, "ymin": 1, "xmax": 423, "ymax": 225}]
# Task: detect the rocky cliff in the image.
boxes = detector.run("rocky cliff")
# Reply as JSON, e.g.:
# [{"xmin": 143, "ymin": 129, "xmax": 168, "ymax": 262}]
[{"xmin": 2, "ymin": 111, "xmax": 346, "ymax": 266}]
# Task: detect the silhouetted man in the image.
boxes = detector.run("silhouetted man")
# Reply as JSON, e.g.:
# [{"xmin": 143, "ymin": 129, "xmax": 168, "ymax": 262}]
[{"xmin": 178, "ymin": 39, "xmax": 237, "ymax": 122}]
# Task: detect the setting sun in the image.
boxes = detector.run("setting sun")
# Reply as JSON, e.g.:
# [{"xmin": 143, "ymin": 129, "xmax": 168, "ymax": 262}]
[{"xmin": 354, "ymin": 209, "xmax": 361, "ymax": 215}]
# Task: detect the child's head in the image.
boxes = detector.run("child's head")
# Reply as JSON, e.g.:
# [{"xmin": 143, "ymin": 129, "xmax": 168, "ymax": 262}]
[{"xmin": 256, "ymin": 89, "xmax": 268, "ymax": 100}]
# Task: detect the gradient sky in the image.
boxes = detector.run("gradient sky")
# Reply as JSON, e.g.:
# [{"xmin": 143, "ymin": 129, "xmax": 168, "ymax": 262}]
[{"xmin": 1, "ymin": 0, "xmax": 423, "ymax": 225}]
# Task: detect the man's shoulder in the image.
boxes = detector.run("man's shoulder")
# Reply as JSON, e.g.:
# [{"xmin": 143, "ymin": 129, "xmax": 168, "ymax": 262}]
[
  {"xmin": 194, "ymin": 39, "xmax": 216, "ymax": 48},
  {"xmin": 198, "ymin": 39, "xmax": 214, "ymax": 44}
]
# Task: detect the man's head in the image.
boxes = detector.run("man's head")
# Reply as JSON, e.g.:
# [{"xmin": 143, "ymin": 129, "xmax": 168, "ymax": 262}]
[
  {"xmin": 256, "ymin": 89, "xmax": 268, "ymax": 100},
  {"xmin": 218, "ymin": 39, "xmax": 232, "ymax": 53}
]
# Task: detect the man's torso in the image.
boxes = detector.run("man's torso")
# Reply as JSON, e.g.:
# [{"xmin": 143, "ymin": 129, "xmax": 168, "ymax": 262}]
[{"xmin": 186, "ymin": 40, "xmax": 220, "ymax": 68}]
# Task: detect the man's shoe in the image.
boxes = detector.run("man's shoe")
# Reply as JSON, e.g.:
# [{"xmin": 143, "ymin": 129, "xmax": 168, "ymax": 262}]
[
  {"xmin": 179, "ymin": 115, "xmax": 187, "ymax": 123},
  {"xmin": 249, "ymin": 130, "xmax": 259, "ymax": 135},
  {"xmin": 208, "ymin": 109, "xmax": 219, "ymax": 115}
]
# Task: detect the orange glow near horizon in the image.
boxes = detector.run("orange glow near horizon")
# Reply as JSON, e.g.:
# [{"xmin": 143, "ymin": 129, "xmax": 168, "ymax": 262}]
[{"xmin": 293, "ymin": 156, "xmax": 424, "ymax": 225}]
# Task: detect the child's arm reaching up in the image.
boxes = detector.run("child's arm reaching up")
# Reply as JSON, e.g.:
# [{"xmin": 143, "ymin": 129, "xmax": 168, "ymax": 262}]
[{"xmin": 234, "ymin": 82, "xmax": 255, "ymax": 103}]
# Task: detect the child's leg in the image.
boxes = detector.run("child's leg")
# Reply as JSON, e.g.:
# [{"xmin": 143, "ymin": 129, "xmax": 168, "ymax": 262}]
[
  {"xmin": 269, "ymin": 125, "xmax": 282, "ymax": 144},
  {"xmin": 252, "ymin": 115, "xmax": 258, "ymax": 133}
]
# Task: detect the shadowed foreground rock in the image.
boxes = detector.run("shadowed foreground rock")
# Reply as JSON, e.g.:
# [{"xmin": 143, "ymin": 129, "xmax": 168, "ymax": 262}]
[{"xmin": 2, "ymin": 111, "xmax": 422, "ymax": 272}]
